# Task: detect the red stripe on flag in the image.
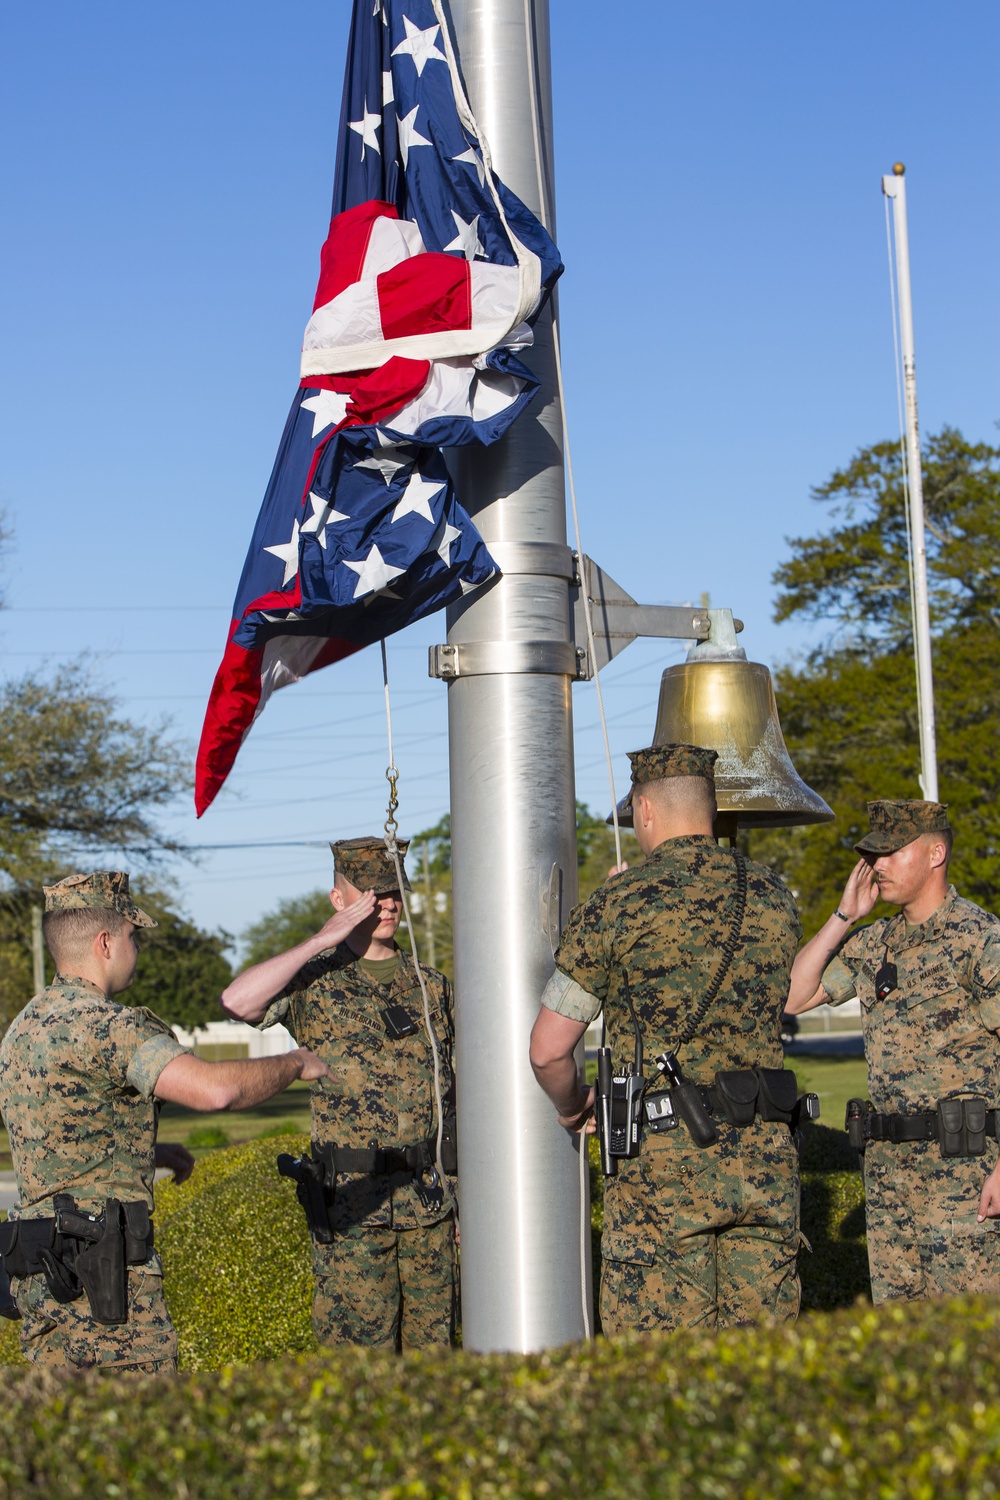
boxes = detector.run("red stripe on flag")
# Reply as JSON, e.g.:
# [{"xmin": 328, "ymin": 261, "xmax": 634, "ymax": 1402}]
[
  {"xmin": 313, "ymin": 200, "xmax": 399, "ymax": 311},
  {"xmin": 195, "ymin": 622, "xmax": 361, "ymax": 816},
  {"xmin": 377, "ymin": 253, "xmax": 471, "ymax": 340},
  {"xmin": 344, "ymin": 356, "xmax": 430, "ymax": 427},
  {"xmin": 195, "ymin": 628, "xmax": 264, "ymax": 817}
]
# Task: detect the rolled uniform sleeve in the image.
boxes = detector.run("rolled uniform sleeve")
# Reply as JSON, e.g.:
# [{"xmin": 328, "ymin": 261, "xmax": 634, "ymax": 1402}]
[
  {"xmin": 114, "ymin": 1007, "xmax": 190, "ymax": 1099},
  {"xmin": 972, "ymin": 932, "xmax": 1000, "ymax": 1032},
  {"xmin": 819, "ymin": 954, "xmax": 859, "ymax": 1006},
  {"xmin": 540, "ymin": 969, "xmax": 602, "ymax": 1026}
]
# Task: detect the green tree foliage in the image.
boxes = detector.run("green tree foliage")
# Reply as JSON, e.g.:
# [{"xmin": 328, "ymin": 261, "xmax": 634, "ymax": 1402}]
[
  {"xmin": 126, "ymin": 891, "xmax": 233, "ymax": 1031},
  {"xmin": 745, "ymin": 428, "xmax": 1000, "ymax": 933},
  {"xmin": 576, "ymin": 800, "xmax": 642, "ymax": 902},
  {"xmin": 241, "ymin": 890, "xmax": 335, "ymax": 971},
  {"xmin": 0, "ymin": 662, "xmax": 188, "ymax": 888}
]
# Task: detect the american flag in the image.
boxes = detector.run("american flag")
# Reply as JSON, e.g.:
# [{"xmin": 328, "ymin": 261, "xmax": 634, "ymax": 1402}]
[{"xmin": 195, "ymin": 0, "xmax": 562, "ymax": 815}]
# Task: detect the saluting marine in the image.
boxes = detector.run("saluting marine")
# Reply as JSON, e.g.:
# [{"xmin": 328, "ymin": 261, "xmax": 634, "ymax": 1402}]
[
  {"xmin": 786, "ymin": 799, "xmax": 1000, "ymax": 1302},
  {"xmin": 0, "ymin": 871, "xmax": 330, "ymax": 1373},
  {"xmin": 530, "ymin": 744, "xmax": 808, "ymax": 1334},
  {"xmin": 222, "ymin": 837, "xmax": 457, "ymax": 1351}
]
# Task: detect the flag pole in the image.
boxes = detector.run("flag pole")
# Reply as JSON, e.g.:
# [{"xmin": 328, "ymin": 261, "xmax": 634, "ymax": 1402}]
[
  {"xmin": 882, "ymin": 163, "xmax": 938, "ymax": 801},
  {"xmin": 435, "ymin": 0, "xmax": 589, "ymax": 1351}
]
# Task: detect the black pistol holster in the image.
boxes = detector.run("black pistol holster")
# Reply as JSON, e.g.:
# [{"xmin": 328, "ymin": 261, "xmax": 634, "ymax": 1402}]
[
  {"xmin": 277, "ymin": 1152, "xmax": 334, "ymax": 1244},
  {"xmin": 0, "ymin": 1196, "xmax": 152, "ymax": 1325}
]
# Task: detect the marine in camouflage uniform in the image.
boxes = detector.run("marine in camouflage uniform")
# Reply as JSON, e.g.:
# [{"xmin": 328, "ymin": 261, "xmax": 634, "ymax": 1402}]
[
  {"xmin": 531, "ymin": 745, "xmax": 804, "ymax": 1335},
  {"xmin": 788, "ymin": 799, "xmax": 1000, "ymax": 1304},
  {"xmin": 239, "ymin": 839, "xmax": 456, "ymax": 1350},
  {"xmin": 0, "ymin": 873, "xmax": 187, "ymax": 1373}
]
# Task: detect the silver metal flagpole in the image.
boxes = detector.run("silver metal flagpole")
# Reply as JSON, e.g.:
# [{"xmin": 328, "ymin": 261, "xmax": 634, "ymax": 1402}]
[
  {"xmin": 882, "ymin": 163, "xmax": 939, "ymax": 801},
  {"xmin": 431, "ymin": 0, "xmax": 590, "ymax": 1351}
]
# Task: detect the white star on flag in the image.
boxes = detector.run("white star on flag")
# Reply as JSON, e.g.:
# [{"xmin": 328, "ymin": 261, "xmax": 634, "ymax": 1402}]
[
  {"xmin": 392, "ymin": 471, "xmax": 445, "ymax": 523},
  {"xmin": 436, "ymin": 522, "xmax": 462, "ymax": 567},
  {"xmin": 391, "ymin": 16, "xmax": 447, "ymax": 76},
  {"xmin": 349, "ymin": 100, "xmax": 382, "ymax": 159},
  {"xmin": 301, "ymin": 389, "xmax": 350, "ymax": 438},
  {"xmin": 264, "ymin": 519, "xmax": 301, "ymax": 587},
  {"xmin": 301, "ymin": 491, "xmax": 350, "ymax": 549},
  {"xmin": 382, "ymin": 69, "xmax": 394, "ymax": 106},
  {"xmin": 460, "ymin": 570, "xmax": 493, "ymax": 595},
  {"xmin": 444, "ymin": 211, "xmax": 486, "ymax": 261},
  {"xmin": 354, "ymin": 446, "xmax": 414, "ymax": 485},
  {"xmin": 451, "ymin": 146, "xmax": 486, "ymax": 187},
  {"xmin": 344, "ymin": 543, "xmax": 406, "ymax": 598},
  {"xmin": 396, "ymin": 107, "xmax": 431, "ymax": 168}
]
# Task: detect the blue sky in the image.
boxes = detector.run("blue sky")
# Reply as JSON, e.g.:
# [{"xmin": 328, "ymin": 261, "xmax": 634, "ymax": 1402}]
[{"xmin": 2, "ymin": 2, "xmax": 997, "ymax": 950}]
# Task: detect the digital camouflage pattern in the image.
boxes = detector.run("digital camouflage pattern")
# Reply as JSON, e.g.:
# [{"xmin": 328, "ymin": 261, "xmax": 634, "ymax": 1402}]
[
  {"xmin": 553, "ymin": 834, "xmax": 803, "ymax": 1332},
  {"xmin": 15, "ymin": 1262, "xmax": 177, "ymax": 1373},
  {"xmin": 854, "ymin": 799, "xmax": 951, "ymax": 856},
  {"xmin": 261, "ymin": 944, "xmax": 456, "ymax": 1347},
  {"xmin": 822, "ymin": 885, "xmax": 1000, "ymax": 1301},
  {"xmin": 312, "ymin": 1217, "xmax": 455, "ymax": 1349},
  {"xmin": 331, "ymin": 836, "xmax": 413, "ymax": 894},
  {"xmin": 621, "ymin": 742, "xmax": 717, "ymax": 812},
  {"xmin": 42, "ymin": 870, "xmax": 157, "ymax": 927},
  {"xmin": 0, "ymin": 974, "xmax": 188, "ymax": 1368}
]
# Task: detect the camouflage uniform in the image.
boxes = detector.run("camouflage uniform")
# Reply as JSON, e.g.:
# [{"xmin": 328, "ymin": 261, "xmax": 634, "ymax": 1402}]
[
  {"xmin": 547, "ymin": 745, "xmax": 804, "ymax": 1335},
  {"xmin": 821, "ymin": 801, "xmax": 1000, "ymax": 1303},
  {"xmin": 261, "ymin": 838, "xmax": 456, "ymax": 1350},
  {"xmin": 0, "ymin": 873, "xmax": 188, "ymax": 1372}
]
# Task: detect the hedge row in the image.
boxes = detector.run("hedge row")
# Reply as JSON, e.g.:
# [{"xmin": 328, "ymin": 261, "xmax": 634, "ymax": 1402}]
[
  {"xmin": 3, "ymin": 1295, "xmax": 1000, "ymax": 1498},
  {"xmin": 0, "ymin": 1123, "xmax": 868, "ymax": 1371}
]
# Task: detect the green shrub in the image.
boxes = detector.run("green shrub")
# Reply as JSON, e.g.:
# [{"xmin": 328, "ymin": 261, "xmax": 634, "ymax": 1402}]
[
  {"xmin": 2, "ymin": 1297, "xmax": 1000, "ymax": 1496},
  {"xmin": 155, "ymin": 1132, "xmax": 316, "ymax": 1369},
  {"xmin": 185, "ymin": 1123, "xmax": 231, "ymax": 1150}
]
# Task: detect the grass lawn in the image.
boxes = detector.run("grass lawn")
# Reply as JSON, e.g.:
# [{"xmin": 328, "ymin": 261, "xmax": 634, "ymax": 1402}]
[{"xmin": 791, "ymin": 1055, "xmax": 868, "ymax": 1131}]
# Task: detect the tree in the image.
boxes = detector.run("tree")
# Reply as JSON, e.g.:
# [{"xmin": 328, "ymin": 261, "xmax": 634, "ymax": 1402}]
[
  {"xmin": 744, "ymin": 428, "xmax": 1000, "ymax": 934},
  {"xmin": 126, "ymin": 891, "xmax": 233, "ymax": 1032},
  {"xmin": 0, "ymin": 662, "xmax": 189, "ymax": 888}
]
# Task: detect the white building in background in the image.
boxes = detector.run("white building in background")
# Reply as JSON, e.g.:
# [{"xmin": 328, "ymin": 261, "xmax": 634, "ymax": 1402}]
[{"xmin": 170, "ymin": 1019, "xmax": 295, "ymax": 1057}]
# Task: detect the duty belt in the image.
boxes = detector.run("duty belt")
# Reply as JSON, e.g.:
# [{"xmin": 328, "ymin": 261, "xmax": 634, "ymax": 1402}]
[
  {"xmin": 313, "ymin": 1139, "xmax": 438, "ymax": 1177},
  {"xmin": 846, "ymin": 1097, "xmax": 1000, "ymax": 1158}
]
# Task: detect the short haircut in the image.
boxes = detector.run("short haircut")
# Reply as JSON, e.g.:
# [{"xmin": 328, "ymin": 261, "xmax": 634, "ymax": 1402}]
[
  {"xmin": 43, "ymin": 906, "xmax": 129, "ymax": 966},
  {"xmin": 634, "ymin": 775, "xmax": 717, "ymax": 820}
]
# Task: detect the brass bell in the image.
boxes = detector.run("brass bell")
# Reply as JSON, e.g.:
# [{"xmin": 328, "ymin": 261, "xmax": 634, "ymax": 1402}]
[
  {"xmin": 614, "ymin": 658, "xmax": 834, "ymax": 831},
  {"xmin": 652, "ymin": 658, "xmax": 834, "ymax": 828}
]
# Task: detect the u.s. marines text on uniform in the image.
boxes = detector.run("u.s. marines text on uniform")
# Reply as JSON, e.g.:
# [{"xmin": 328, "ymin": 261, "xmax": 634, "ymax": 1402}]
[
  {"xmin": 530, "ymin": 745, "xmax": 808, "ymax": 1334},
  {"xmin": 222, "ymin": 837, "xmax": 457, "ymax": 1350},
  {"xmin": 786, "ymin": 799, "xmax": 1000, "ymax": 1302},
  {"xmin": 0, "ymin": 871, "xmax": 331, "ymax": 1373}
]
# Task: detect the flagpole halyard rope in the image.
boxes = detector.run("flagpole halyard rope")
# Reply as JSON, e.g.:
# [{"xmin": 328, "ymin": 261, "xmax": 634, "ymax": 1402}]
[{"xmin": 380, "ymin": 639, "xmax": 457, "ymax": 1222}]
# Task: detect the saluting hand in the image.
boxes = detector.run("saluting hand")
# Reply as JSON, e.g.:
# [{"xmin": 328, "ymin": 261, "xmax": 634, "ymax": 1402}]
[
  {"xmin": 317, "ymin": 888, "xmax": 378, "ymax": 945},
  {"xmin": 837, "ymin": 859, "xmax": 881, "ymax": 924}
]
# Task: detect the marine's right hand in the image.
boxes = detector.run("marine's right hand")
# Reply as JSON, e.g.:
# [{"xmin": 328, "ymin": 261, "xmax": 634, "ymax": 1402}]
[
  {"xmin": 293, "ymin": 1048, "xmax": 332, "ymax": 1083},
  {"xmin": 837, "ymin": 858, "xmax": 880, "ymax": 923},
  {"xmin": 316, "ymin": 888, "xmax": 377, "ymax": 945}
]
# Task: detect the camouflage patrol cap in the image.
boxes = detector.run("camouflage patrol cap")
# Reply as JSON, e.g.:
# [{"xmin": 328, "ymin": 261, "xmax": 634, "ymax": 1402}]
[
  {"xmin": 621, "ymin": 743, "xmax": 719, "ymax": 812},
  {"xmin": 330, "ymin": 837, "xmax": 412, "ymax": 894},
  {"xmin": 854, "ymin": 799, "xmax": 951, "ymax": 856},
  {"xmin": 42, "ymin": 871, "xmax": 157, "ymax": 928}
]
